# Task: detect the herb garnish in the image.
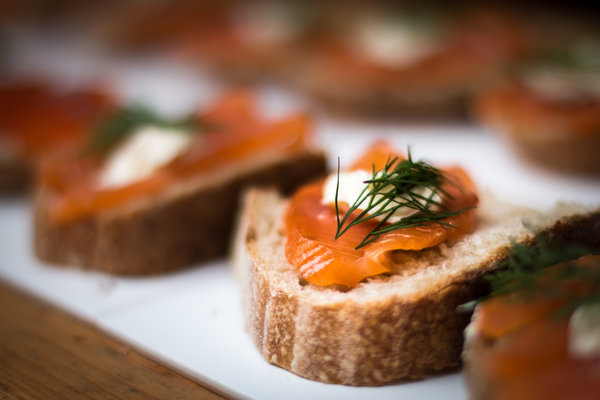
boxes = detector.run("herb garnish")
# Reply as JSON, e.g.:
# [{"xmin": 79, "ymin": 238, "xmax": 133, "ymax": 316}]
[
  {"xmin": 460, "ymin": 237, "xmax": 598, "ymax": 317},
  {"xmin": 524, "ymin": 38, "xmax": 600, "ymax": 73},
  {"xmin": 487, "ymin": 239, "xmax": 592, "ymax": 297},
  {"xmin": 85, "ymin": 105, "xmax": 202, "ymax": 155},
  {"xmin": 334, "ymin": 150, "xmax": 465, "ymax": 249}
]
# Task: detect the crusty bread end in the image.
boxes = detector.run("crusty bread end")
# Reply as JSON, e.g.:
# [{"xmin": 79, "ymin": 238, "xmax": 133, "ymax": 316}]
[
  {"xmin": 0, "ymin": 155, "xmax": 30, "ymax": 194},
  {"xmin": 232, "ymin": 188, "xmax": 600, "ymax": 386},
  {"xmin": 34, "ymin": 149, "xmax": 326, "ymax": 275},
  {"xmin": 462, "ymin": 312, "xmax": 499, "ymax": 400}
]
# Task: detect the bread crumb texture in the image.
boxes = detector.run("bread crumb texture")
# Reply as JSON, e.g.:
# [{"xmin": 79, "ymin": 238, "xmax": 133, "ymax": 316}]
[
  {"xmin": 234, "ymin": 189, "xmax": 600, "ymax": 386},
  {"xmin": 35, "ymin": 151, "xmax": 326, "ymax": 274}
]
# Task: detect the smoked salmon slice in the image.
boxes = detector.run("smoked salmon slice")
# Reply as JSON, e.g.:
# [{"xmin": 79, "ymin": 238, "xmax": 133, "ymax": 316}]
[
  {"xmin": 41, "ymin": 91, "xmax": 313, "ymax": 224},
  {"xmin": 471, "ymin": 255, "xmax": 600, "ymax": 400},
  {"xmin": 285, "ymin": 142, "xmax": 478, "ymax": 288},
  {"xmin": 0, "ymin": 82, "xmax": 113, "ymax": 158}
]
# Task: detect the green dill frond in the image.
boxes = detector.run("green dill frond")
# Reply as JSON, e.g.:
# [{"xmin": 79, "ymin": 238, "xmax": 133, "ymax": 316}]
[
  {"xmin": 85, "ymin": 105, "xmax": 202, "ymax": 155},
  {"xmin": 487, "ymin": 238, "xmax": 592, "ymax": 298},
  {"xmin": 334, "ymin": 149, "xmax": 466, "ymax": 249},
  {"xmin": 460, "ymin": 236, "xmax": 599, "ymax": 317}
]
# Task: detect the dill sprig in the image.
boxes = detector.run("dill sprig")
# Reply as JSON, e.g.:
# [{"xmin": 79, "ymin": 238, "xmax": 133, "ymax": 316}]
[
  {"xmin": 334, "ymin": 150, "xmax": 465, "ymax": 249},
  {"xmin": 523, "ymin": 37, "xmax": 600, "ymax": 73},
  {"xmin": 459, "ymin": 237, "xmax": 598, "ymax": 317},
  {"xmin": 486, "ymin": 238, "xmax": 591, "ymax": 298},
  {"xmin": 85, "ymin": 105, "xmax": 202, "ymax": 155}
]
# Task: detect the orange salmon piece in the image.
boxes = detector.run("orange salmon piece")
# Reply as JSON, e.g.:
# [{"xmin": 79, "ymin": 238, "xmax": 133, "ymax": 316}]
[
  {"xmin": 285, "ymin": 142, "xmax": 478, "ymax": 288},
  {"xmin": 472, "ymin": 255, "xmax": 600, "ymax": 400},
  {"xmin": 42, "ymin": 91, "xmax": 312, "ymax": 223},
  {"xmin": 0, "ymin": 82, "xmax": 113, "ymax": 158}
]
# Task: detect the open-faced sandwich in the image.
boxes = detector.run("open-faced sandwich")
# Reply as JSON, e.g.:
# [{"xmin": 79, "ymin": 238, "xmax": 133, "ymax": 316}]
[
  {"xmin": 34, "ymin": 91, "xmax": 326, "ymax": 275},
  {"xmin": 100, "ymin": 1, "xmax": 227, "ymax": 53},
  {"xmin": 294, "ymin": 4, "xmax": 529, "ymax": 118},
  {"xmin": 174, "ymin": 0, "xmax": 319, "ymax": 82},
  {"xmin": 473, "ymin": 35, "xmax": 600, "ymax": 175},
  {"xmin": 104, "ymin": 0, "xmax": 317, "ymax": 82},
  {"xmin": 0, "ymin": 80, "xmax": 113, "ymax": 192},
  {"xmin": 463, "ymin": 245, "xmax": 600, "ymax": 400},
  {"xmin": 233, "ymin": 141, "xmax": 600, "ymax": 386}
]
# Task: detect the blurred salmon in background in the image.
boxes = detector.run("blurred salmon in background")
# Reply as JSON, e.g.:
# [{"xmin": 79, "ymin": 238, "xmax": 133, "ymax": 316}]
[
  {"xmin": 102, "ymin": 0, "xmax": 533, "ymax": 117},
  {"xmin": 97, "ymin": 1, "xmax": 597, "ymax": 120},
  {"xmin": 293, "ymin": 2, "xmax": 532, "ymax": 118},
  {"xmin": 473, "ymin": 33, "xmax": 600, "ymax": 175},
  {"xmin": 0, "ymin": 0, "xmax": 598, "ymax": 193},
  {"xmin": 464, "ymin": 253, "xmax": 600, "ymax": 400},
  {"xmin": 0, "ymin": 81, "xmax": 114, "ymax": 192}
]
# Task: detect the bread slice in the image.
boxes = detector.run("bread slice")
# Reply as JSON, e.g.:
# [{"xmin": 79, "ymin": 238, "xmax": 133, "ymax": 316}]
[
  {"xmin": 0, "ymin": 153, "xmax": 30, "ymax": 193},
  {"xmin": 473, "ymin": 85, "xmax": 600, "ymax": 176},
  {"xmin": 232, "ymin": 188, "xmax": 600, "ymax": 386},
  {"xmin": 462, "ymin": 318, "xmax": 493, "ymax": 399},
  {"xmin": 293, "ymin": 62, "xmax": 469, "ymax": 120},
  {"xmin": 34, "ymin": 149, "xmax": 325, "ymax": 275},
  {"xmin": 462, "ymin": 254, "xmax": 600, "ymax": 399}
]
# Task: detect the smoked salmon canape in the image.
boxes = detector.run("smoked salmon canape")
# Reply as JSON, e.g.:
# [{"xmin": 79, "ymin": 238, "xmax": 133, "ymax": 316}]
[
  {"xmin": 172, "ymin": 1, "xmax": 322, "ymax": 82},
  {"xmin": 0, "ymin": 81, "xmax": 114, "ymax": 193},
  {"xmin": 293, "ymin": 3, "xmax": 531, "ymax": 119},
  {"xmin": 473, "ymin": 36, "xmax": 600, "ymax": 175},
  {"xmin": 98, "ymin": 0, "xmax": 226, "ymax": 51},
  {"xmin": 284, "ymin": 141, "xmax": 480, "ymax": 289},
  {"xmin": 232, "ymin": 140, "xmax": 600, "ymax": 386},
  {"xmin": 463, "ymin": 248, "xmax": 600, "ymax": 400},
  {"xmin": 34, "ymin": 91, "xmax": 326, "ymax": 275},
  {"xmin": 103, "ymin": 0, "xmax": 319, "ymax": 82}
]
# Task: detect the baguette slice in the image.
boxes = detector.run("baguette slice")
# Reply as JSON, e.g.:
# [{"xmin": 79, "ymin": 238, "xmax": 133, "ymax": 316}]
[
  {"xmin": 0, "ymin": 152, "xmax": 30, "ymax": 193},
  {"xmin": 34, "ymin": 149, "xmax": 325, "ymax": 275},
  {"xmin": 462, "ymin": 255, "xmax": 600, "ymax": 400},
  {"xmin": 473, "ymin": 83, "xmax": 600, "ymax": 176},
  {"xmin": 232, "ymin": 188, "xmax": 600, "ymax": 386},
  {"xmin": 0, "ymin": 82, "xmax": 113, "ymax": 193}
]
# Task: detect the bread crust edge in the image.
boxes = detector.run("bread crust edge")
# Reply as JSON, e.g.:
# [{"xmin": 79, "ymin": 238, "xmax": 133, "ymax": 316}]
[
  {"xmin": 234, "ymin": 188, "xmax": 600, "ymax": 386},
  {"xmin": 34, "ymin": 150, "xmax": 326, "ymax": 275}
]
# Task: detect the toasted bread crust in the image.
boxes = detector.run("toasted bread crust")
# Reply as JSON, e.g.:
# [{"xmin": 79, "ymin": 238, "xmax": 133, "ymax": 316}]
[
  {"xmin": 0, "ymin": 156, "xmax": 30, "ymax": 194},
  {"xmin": 233, "ymin": 189, "xmax": 600, "ymax": 386},
  {"xmin": 462, "ymin": 254, "xmax": 600, "ymax": 400},
  {"xmin": 34, "ymin": 151, "xmax": 326, "ymax": 275},
  {"xmin": 293, "ymin": 72, "xmax": 470, "ymax": 120},
  {"xmin": 474, "ymin": 87, "xmax": 600, "ymax": 176},
  {"xmin": 462, "ymin": 319, "xmax": 495, "ymax": 400}
]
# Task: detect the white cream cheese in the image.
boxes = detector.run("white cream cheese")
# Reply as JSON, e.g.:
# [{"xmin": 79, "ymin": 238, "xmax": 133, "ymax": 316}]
[
  {"xmin": 232, "ymin": 2, "xmax": 302, "ymax": 47},
  {"xmin": 568, "ymin": 302, "xmax": 600, "ymax": 359},
  {"xmin": 321, "ymin": 169, "xmax": 440, "ymax": 223},
  {"xmin": 354, "ymin": 16, "xmax": 439, "ymax": 68},
  {"xmin": 99, "ymin": 125, "xmax": 193, "ymax": 189},
  {"xmin": 524, "ymin": 68, "xmax": 600, "ymax": 101}
]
